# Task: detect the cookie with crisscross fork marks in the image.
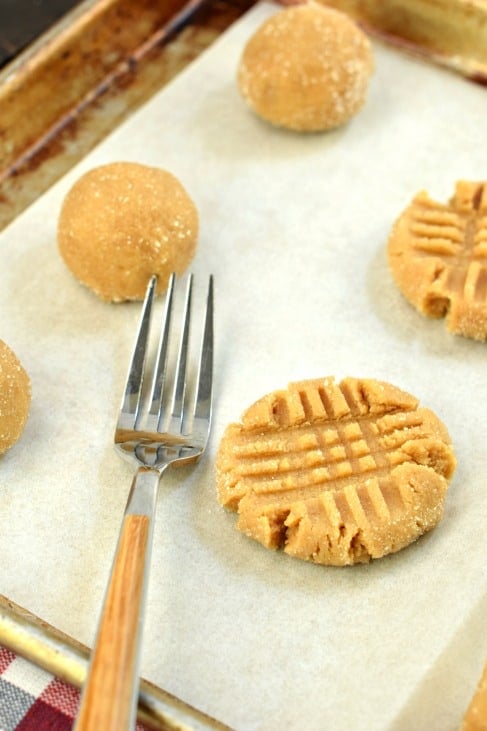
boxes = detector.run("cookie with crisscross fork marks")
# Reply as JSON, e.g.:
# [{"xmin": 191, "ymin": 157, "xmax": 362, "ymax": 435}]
[
  {"xmin": 388, "ymin": 180, "xmax": 487, "ymax": 340},
  {"xmin": 216, "ymin": 378, "xmax": 456, "ymax": 566}
]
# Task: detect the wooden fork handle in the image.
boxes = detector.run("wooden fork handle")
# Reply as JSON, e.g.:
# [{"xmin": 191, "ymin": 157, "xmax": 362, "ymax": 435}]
[{"xmin": 75, "ymin": 510, "xmax": 152, "ymax": 730}]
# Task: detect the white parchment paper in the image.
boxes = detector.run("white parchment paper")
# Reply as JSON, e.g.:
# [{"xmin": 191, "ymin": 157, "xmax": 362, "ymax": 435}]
[{"xmin": 1, "ymin": 3, "xmax": 487, "ymax": 729}]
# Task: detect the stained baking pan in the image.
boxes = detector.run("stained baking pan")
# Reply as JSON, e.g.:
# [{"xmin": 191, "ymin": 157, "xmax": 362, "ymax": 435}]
[
  {"xmin": 0, "ymin": 0, "xmax": 255, "ymax": 231},
  {"xmin": 319, "ymin": 0, "xmax": 487, "ymax": 81}
]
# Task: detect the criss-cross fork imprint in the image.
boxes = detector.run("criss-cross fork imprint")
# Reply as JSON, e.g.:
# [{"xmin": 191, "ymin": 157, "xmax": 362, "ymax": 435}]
[{"xmin": 75, "ymin": 273, "xmax": 214, "ymax": 731}]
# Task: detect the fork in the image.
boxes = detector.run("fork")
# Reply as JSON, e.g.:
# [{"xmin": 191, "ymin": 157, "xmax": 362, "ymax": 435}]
[{"xmin": 75, "ymin": 272, "xmax": 214, "ymax": 731}]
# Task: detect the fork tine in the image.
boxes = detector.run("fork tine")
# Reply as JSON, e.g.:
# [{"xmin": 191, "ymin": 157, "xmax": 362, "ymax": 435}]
[
  {"xmin": 148, "ymin": 273, "xmax": 175, "ymax": 424},
  {"xmin": 169, "ymin": 274, "xmax": 193, "ymax": 426},
  {"xmin": 119, "ymin": 274, "xmax": 157, "ymax": 425},
  {"xmin": 194, "ymin": 275, "xmax": 214, "ymax": 422}
]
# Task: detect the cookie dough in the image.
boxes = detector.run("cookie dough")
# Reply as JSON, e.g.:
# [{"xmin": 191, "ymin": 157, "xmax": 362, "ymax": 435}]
[
  {"xmin": 463, "ymin": 659, "xmax": 487, "ymax": 731},
  {"xmin": 388, "ymin": 180, "xmax": 487, "ymax": 340},
  {"xmin": 58, "ymin": 162, "xmax": 199, "ymax": 302},
  {"xmin": 237, "ymin": 2, "xmax": 374, "ymax": 132},
  {"xmin": 0, "ymin": 339, "xmax": 31, "ymax": 454},
  {"xmin": 216, "ymin": 377, "xmax": 456, "ymax": 566}
]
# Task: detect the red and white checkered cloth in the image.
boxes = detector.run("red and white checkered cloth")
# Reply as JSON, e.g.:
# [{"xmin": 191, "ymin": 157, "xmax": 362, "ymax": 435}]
[{"xmin": 0, "ymin": 646, "xmax": 149, "ymax": 730}]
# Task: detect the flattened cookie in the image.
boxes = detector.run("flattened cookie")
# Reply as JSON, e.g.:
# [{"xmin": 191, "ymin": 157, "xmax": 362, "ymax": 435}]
[
  {"xmin": 388, "ymin": 181, "xmax": 487, "ymax": 340},
  {"xmin": 216, "ymin": 378, "xmax": 455, "ymax": 566}
]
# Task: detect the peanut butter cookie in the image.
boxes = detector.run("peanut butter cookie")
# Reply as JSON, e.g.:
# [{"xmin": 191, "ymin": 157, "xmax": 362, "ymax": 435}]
[
  {"xmin": 216, "ymin": 377, "xmax": 456, "ymax": 566},
  {"xmin": 388, "ymin": 181, "xmax": 487, "ymax": 340}
]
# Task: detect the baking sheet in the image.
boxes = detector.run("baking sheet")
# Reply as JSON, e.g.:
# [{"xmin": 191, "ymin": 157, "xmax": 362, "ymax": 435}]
[{"xmin": 1, "ymin": 2, "xmax": 487, "ymax": 729}]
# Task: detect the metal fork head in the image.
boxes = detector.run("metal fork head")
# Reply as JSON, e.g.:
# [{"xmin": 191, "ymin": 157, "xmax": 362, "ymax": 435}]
[{"xmin": 114, "ymin": 273, "xmax": 214, "ymax": 471}]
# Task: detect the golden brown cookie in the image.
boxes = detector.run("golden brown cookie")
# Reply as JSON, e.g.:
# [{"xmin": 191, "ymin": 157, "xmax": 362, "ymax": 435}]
[
  {"xmin": 237, "ymin": 2, "xmax": 374, "ymax": 132},
  {"xmin": 463, "ymin": 659, "xmax": 487, "ymax": 731},
  {"xmin": 388, "ymin": 181, "xmax": 487, "ymax": 340},
  {"xmin": 58, "ymin": 162, "xmax": 198, "ymax": 302},
  {"xmin": 216, "ymin": 377, "xmax": 456, "ymax": 566},
  {"xmin": 0, "ymin": 339, "xmax": 31, "ymax": 455}
]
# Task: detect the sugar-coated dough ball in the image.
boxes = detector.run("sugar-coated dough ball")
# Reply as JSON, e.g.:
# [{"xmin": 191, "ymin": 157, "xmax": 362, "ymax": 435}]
[
  {"xmin": 58, "ymin": 162, "xmax": 199, "ymax": 302},
  {"xmin": 237, "ymin": 2, "xmax": 374, "ymax": 132},
  {"xmin": 0, "ymin": 340, "xmax": 31, "ymax": 455}
]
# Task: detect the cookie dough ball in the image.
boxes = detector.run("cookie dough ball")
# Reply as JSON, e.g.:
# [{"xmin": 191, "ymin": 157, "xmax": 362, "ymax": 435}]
[
  {"xmin": 58, "ymin": 162, "xmax": 199, "ymax": 302},
  {"xmin": 217, "ymin": 377, "xmax": 456, "ymax": 566},
  {"xmin": 237, "ymin": 2, "xmax": 374, "ymax": 132},
  {"xmin": 0, "ymin": 340, "xmax": 31, "ymax": 455}
]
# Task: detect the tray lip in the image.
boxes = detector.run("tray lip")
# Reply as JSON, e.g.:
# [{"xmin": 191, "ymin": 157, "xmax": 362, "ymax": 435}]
[
  {"xmin": 0, "ymin": 0, "xmax": 208, "ymax": 182},
  {"xmin": 320, "ymin": 0, "xmax": 487, "ymax": 81},
  {"xmin": 0, "ymin": 592, "xmax": 230, "ymax": 731}
]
